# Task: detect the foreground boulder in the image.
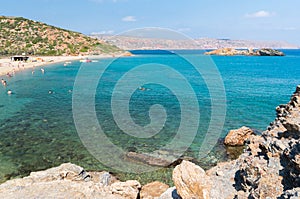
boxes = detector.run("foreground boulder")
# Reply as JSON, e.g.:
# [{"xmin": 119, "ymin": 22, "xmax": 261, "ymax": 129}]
[
  {"xmin": 224, "ymin": 126, "xmax": 255, "ymax": 146},
  {"xmin": 173, "ymin": 160, "xmax": 211, "ymax": 199},
  {"xmin": 0, "ymin": 163, "xmax": 138, "ymax": 199}
]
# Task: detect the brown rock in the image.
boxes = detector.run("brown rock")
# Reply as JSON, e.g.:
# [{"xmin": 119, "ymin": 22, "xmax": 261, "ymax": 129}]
[
  {"xmin": 172, "ymin": 160, "xmax": 211, "ymax": 199},
  {"xmin": 140, "ymin": 181, "xmax": 169, "ymax": 199},
  {"xmin": 110, "ymin": 180, "xmax": 141, "ymax": 199},
  {"xmin": 224, "ymin": 126, "xmax": 255, "ymax": 146}
]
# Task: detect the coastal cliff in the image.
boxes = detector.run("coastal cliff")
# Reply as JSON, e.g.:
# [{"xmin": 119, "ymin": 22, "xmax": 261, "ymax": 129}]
[
  {"xmin": 0, "ymin": 85, "xmax": 299, "ymax": 198},
  {"xmin": 205, "ymin": 47, "xmax": 285, "ymax": 56},
  {"xmin": 172, "ymin": 85, "xmax": 300, "ymax": 198}
]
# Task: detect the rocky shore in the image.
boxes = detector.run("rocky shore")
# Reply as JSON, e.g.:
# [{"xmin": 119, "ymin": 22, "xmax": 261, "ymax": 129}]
[
  {"xmin": 0, "ymin": 85, "xmax": 299, "ymax": 198},
  {"xmin": 205, "ymin": 48, "xmax": 285, "ymax": 56}
]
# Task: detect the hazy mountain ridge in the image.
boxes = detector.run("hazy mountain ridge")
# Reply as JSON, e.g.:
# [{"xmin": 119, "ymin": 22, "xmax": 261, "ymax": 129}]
[
  {"xmin": 0, "ymin": 16, "xmax": 121, "ymax": 56},
  {"xmin": 92, "ymin": 34, "xmax": 299, "ymax": 50}
]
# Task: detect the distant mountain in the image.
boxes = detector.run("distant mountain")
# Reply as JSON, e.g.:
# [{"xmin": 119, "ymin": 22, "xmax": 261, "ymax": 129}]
[
  {"xmin": 91, "ymin": 34, "xmax": 299, "ymax": 50},
  {"xmin": 0, "ymin": 16, "xmax": 122, "ymax": 56}
]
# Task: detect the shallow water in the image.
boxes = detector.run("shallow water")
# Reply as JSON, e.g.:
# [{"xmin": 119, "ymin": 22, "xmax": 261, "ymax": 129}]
[{"xmin": 0, "ymin": 50, "xmax": 299, "ymax": 184}]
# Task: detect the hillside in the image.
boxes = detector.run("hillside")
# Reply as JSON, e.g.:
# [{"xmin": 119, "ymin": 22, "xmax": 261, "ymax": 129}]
[{"xmin": 0, "ymin": 16, "xmax": 121, "ymax": 56}]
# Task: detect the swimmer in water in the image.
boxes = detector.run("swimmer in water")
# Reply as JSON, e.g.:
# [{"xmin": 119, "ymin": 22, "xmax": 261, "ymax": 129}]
[
  {"xmin": 41, "ymin": 68, "xmax": 45, "ymax": 74},
  {"xmin": 138, "ymin": 86, "xmax": 146, "ymax": 91},
  {"xmin": 7, "ymin": 90, "xmax": 12, "ymax": 95},
  {"xmin": 2, "ymin": 80, "xmax": 7, "ymax": 86}
]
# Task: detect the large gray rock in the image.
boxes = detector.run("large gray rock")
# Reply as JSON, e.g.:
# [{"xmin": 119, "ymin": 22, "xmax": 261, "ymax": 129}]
[
  {"xmin": 0, "ymin": 163, "xmax": 134, "ymax": 199},
  {"xmin": 206, "ymin": 160, "xmax": 240, "ymax": 199},
  {"xmin": 158, "ymin": 187, "xmax": 181, "ymax": 199}
]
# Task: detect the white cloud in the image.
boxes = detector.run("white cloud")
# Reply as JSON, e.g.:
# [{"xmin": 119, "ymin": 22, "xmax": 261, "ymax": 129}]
[
  {"xmin": 245, "ymin": 10, "xmax": 275, "ymax": 18},
  {"xmin": 122, "ymin": 16, "xmax": 137, "ymax": 22}
]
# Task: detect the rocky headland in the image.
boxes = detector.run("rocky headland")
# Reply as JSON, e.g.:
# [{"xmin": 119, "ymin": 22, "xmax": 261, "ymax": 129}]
[
  {"xmin": 0, "ymin": 85, "xmax": 299, "ymax": 198},
  {"xmin": 205, "ymin": 48, "xmax": 285, "ymax": 56}
]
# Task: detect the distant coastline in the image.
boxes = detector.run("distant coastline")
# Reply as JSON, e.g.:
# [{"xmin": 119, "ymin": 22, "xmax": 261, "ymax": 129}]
[{"xmin": 93, "ymin": 34, "xmax": 300, "ymax": 50}]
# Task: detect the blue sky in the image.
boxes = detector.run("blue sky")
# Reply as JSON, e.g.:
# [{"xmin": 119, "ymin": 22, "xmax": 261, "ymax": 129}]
[{"xmin": 1, "ymin": 0, "xmax": 299, "ymax": 45}]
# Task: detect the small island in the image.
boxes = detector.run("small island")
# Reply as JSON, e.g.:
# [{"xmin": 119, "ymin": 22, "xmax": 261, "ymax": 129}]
[{"xmin": 205, "ymin": 47, "xmax": 285, "ymax": 56}]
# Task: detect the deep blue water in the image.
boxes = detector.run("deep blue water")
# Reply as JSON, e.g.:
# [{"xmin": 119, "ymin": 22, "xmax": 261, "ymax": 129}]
[{"xmin": 0, "ymin": 49, "xmax": 299, "ymax": 182}]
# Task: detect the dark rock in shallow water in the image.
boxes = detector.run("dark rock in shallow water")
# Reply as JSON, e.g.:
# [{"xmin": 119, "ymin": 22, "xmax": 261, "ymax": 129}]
[
  {"xmin": 126, "ymin": 152, "xmax": 174, "ymax": 167},
  {"xmin": 256, "ymin": 48, "xmax": 285, "ymax": 56},
  {"xmin": 125, "ymin": 151, "xmax": 196, "ymax": 167}
]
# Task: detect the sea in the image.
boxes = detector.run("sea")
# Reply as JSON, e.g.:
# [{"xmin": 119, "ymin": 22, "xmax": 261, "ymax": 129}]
[{"xmin": 0, "ymin": 49, "xmax": 299, "ymax": 184}]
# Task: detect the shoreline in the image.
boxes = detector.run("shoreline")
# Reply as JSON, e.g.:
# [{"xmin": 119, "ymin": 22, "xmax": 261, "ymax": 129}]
[{"xmin": 0, "ymin": 54, "xmax": 126, "ymax": 77}]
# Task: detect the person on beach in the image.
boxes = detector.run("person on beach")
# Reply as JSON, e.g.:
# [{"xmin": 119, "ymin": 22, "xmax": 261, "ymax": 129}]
[{"xmin": 6, "ymin": 72, "xmax": 12, "ymax": 77}]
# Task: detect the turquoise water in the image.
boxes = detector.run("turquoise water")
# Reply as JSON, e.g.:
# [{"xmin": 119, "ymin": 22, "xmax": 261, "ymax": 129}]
[{"xmin": 0, "ymin": 50, "xmax": 300, "ymax": 183}]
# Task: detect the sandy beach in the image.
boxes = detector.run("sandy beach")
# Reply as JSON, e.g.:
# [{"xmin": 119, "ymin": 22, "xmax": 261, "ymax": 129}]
[
  {"xmin": 0, "ymin": 54, "xmax": 125, "ymax": 77},
  {"xmin": 0, "ymin": 56, "xmax": 83, "ymax": 77}
]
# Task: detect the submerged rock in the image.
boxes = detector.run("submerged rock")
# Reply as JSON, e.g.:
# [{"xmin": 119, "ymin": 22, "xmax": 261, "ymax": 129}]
[
  {"xmin": 125, "ymin": 151, "xmax": 195, "ymax": 168},
  {"xmin": 126, "ymin": 151, "xmax": 174, "ymax": 167}
]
